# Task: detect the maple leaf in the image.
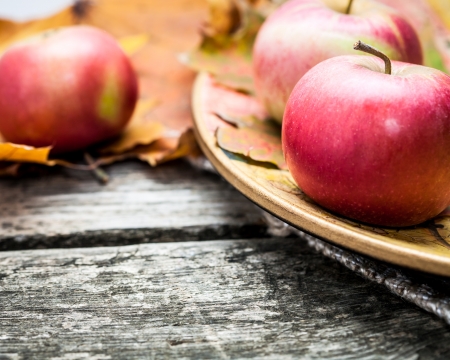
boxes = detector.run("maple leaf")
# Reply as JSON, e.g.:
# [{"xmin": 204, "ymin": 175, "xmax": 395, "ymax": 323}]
[
  {"xmin": 214, "ymin": 110, "xmax": 288, "ymax": 169},
  {"xmin": 194, "ymin": 73, "xmax": 285, "ymax": 169}
]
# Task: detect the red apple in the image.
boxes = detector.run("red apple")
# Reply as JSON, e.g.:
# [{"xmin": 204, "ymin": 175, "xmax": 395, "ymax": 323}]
[
  {"xmin": 0, "ymin": 26, "xmax": 138, "ymax": 153},
  {"xmin": 253, "ymin": 0, "xmax": 423, "ymax": 122},
  {"xmin": 282, "ymin": 43, "xmax": 450, "ymax": 227}
]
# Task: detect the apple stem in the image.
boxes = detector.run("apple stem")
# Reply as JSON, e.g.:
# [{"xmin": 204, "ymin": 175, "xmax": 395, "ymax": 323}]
[
  {"xmin": 353, "ymin": 40, "xmax": 392, "ymax": 75},
  {"xmin": 345, "ymin": 0, "xmax": 354, "ymax": 14}
]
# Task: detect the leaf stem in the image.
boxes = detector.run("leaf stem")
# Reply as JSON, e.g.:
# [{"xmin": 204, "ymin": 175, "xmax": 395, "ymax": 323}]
[
  {"xmin": 345, "ymin": 0, "xmax": 354, "ymax": 14},
  {"xmin": 84, "ymin": 152, "xmax": 109, "ymax": 184},
  {"xmin": 353, "ymin": 40, "xmax": 392, "ymax": 75}
]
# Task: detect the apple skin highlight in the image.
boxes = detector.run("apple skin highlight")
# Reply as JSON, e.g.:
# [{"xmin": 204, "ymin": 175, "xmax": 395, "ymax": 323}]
[
  {"xmin": 282, "ymin": 55, "xmax": 450, "ymax": 227},
  {"xmin": 0, "ymin": 26, "xmax": 138, "ymax": 153},
  {"xmin": 253, "ymin": 0, "xmax": 423, "ymax": 122}
]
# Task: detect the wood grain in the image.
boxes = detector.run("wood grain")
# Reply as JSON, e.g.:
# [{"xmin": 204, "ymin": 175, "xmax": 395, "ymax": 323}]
[
  {"xmin": 1, "ymin": 238, "xmax": 450, "ymax": 359},
  {"xmin": 0, "ymin": 161, "xmax": 267, "ymax": 250}
]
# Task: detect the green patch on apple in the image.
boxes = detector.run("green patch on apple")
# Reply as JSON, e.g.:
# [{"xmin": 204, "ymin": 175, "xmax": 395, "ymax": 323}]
[{"xmin": 97, "ymin": 69, "xmax": 123, "ymax": 124}]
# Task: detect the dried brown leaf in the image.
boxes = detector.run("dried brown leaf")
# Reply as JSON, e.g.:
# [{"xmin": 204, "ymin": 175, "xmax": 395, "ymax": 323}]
[
  {"xmin": 156, "ymin": 129, "xmax": 203, "ymax": 164},
  {"xmin": 135, "ymin": 138, "xmax": 179, "ymax": 166},
  {"xmin": 96, "ymin": 138, "xmax": 177, "ymax": 167},
  {"xmin": 133, "ymin": 129, "xmax": 201, "ymax": 166},
  {"xmin": 97, "ymin": 129, "xmax": 201, "ymax": 167}
]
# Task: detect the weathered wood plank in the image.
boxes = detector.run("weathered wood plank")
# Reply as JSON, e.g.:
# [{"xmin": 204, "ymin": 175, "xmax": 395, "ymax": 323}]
[
  {"xmin": 1, "ymin": 238, "xmax": 449, "ymax": 359},
  {"xmin": 0, "ymin": 161, "xmax": 266, "ymax": 250}
]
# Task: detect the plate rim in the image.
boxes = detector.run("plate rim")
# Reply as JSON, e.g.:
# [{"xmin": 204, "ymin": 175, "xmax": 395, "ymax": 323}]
[{"xmin": 192, "ymin": 72, "xmax": 450, "ymax": 277}]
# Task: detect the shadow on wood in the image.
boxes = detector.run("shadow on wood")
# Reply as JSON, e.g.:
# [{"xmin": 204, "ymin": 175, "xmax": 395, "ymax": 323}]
[{"xmin": 0, "ymin": 161, "xmax": 268, "ymax": 250}]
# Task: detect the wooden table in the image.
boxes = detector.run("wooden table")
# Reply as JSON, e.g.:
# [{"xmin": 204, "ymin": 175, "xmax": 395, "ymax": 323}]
[{"xmin": 1, "ymin": 160, "xmax": 450, "ymax": 359}]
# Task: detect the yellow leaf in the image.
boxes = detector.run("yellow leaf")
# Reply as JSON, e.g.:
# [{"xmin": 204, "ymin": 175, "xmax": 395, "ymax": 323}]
[
  {"xmin": 118, "ymin": 33, "xmax": 150, "ymax": 56},
  {"xmin": 0, "ymin": 143, "xmax": 54, "ymax": 165}
]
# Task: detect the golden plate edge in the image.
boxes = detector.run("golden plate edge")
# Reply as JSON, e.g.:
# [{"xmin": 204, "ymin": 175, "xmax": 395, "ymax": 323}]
[{"xmin": 192, "ymin": 72, "xmax": 450, "ymax": 277}]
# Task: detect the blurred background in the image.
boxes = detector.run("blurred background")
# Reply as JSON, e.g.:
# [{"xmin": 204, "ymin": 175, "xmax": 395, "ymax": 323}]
[{"xmin": 0, "ymin": 0, "xmax": 72, "ymax": 21}]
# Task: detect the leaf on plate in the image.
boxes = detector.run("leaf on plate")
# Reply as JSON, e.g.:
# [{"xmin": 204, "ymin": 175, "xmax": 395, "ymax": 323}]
[
  {"xmin": 213, "ymin": 105, "xmax": 284, "ymax": 170},
  {"xmin": 216, "ymin": 125, "xmax": 287, "ymax": 170},
  {"xmin": 197, "ymin": 73, "xmax": 285, "ymax": 170},
  {"xmin": 199, "ymin": 74, "xmax": 269, "ymax": 135},
  {"xmin": 215, "ymin": 111, "xmax": 280, "ymax": 136}
]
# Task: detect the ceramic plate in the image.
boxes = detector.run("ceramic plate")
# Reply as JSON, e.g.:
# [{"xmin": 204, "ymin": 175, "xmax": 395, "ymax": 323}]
[{"xmin": 192, "ymin": 72, "xmax": 450, "ymax": 276}]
